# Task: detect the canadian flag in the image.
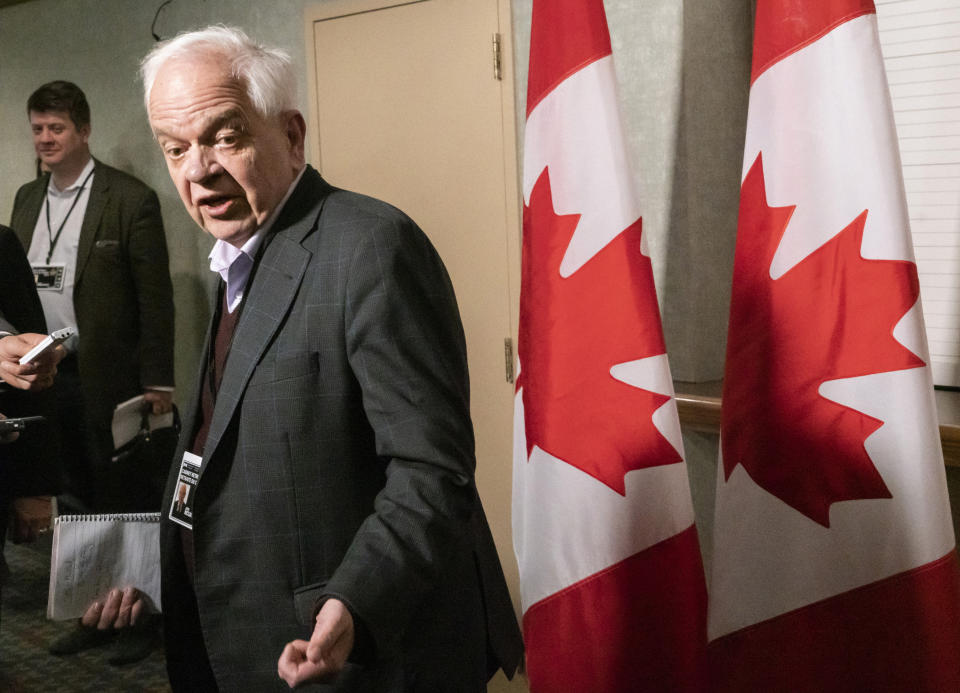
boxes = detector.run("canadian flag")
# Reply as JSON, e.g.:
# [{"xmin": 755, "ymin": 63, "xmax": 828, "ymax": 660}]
[
  {"xmin": 710, "ymin": 1, "xmax": 960, "ymax": 690},
  {"xmin": 512, "ymin": 0, "xmax": 707, "ymax": 690}
]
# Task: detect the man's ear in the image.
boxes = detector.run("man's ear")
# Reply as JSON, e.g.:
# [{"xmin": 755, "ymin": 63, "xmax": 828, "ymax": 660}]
[
  {"xmin": 285, "ymin": 111, "xmax": 307, "ymax": 167},
  {"xmin": 79, "ymin": 123, "xmax": 91, "ymax": 143}
]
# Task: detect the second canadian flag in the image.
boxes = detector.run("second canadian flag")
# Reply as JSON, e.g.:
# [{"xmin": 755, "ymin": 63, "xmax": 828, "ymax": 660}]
[{"xmin": 711, "ymin": 0, "xmax": 960, "ymax": 690}]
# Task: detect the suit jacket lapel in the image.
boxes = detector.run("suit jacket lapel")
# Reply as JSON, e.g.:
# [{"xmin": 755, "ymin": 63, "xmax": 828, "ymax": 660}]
[
  {"xmin": 74, "ymin": 160, "xmax": 108, "ymax": 287},
  {"xmin": 197, "ymin": 168, "xmax": 331, "ymax": 475}
]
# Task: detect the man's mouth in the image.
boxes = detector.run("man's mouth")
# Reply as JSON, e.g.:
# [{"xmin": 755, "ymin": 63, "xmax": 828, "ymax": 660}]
[{"xmin": 199, "ymin": 195, "xmax": 239, "ymax": 218}]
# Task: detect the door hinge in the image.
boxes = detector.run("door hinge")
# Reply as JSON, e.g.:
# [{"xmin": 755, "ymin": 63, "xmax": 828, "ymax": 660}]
[
  {"xmin": 504, "ymin": 337, "xmax": 514, "ymax": 383},
  {"xmin": 492, "ymin": 33, "xmax": 503, "ymax": 81}
]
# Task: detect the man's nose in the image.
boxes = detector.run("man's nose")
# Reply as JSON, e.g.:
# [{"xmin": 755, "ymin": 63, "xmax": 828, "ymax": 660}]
[{"xmin": 185, "ymin": 146, "xmax": 221, "ymax": 183}]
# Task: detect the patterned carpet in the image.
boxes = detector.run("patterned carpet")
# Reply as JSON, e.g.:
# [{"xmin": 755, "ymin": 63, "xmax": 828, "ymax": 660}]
[{"xmin": 0, "ymin": 537, "xmax": 170, "ymax": 693}]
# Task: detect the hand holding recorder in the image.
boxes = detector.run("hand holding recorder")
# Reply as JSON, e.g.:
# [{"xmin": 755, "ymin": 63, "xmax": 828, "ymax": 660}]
[{"xmin": 0, "ymin": 327, "xmax": 72, "ymax": 391}]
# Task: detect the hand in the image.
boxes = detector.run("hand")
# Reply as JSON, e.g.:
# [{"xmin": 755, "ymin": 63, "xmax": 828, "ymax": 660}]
[
  {"xmin": 82, "ymin": 586, "xmax": 144, "ymax": 630},
  {"xmin": 0, "ymin": 413, "xmax": 18, "ymax": 443},
  {"xmin": 0, "ymin": 333, "xmax": 64, "ymax": 391},
  {"xmin": 11, "ymin": 496, "xmax": 53, "ymax": 543},
  {"xmin": 277, "ymin": 598, "xmax": 355, "ymax": 688},
  {"xmin": 143, "ymin": 389, "xmax": 173, "ymax": 416}
]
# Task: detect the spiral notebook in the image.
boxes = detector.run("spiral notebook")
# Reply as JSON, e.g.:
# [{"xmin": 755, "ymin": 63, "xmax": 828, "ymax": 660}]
[{"xmin": 47, "ymin": 512, "xmax": 162, "ymax": 620}]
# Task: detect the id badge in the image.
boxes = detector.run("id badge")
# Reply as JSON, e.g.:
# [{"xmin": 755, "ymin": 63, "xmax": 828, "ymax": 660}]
[
  {"xmin": 169, "ymin": 451, "xmax": 201, "ymax": 529},
  {"xmin": 32, "ymin": 263, "xmax": 66, "ymax": 292}
]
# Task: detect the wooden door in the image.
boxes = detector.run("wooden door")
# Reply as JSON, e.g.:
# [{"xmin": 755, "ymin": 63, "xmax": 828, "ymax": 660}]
[{"xmin": 306, "ymin": 1, "xmax": 524, "ymax": 689}]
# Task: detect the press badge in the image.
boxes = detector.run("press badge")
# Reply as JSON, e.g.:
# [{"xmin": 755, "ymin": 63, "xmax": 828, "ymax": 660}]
[
  {"xmin": 169, "ymin": 451, "xmax": 201, "ymax": 529},
  {"xmin": 32, "ymin": 264, "xmax": 66, "ymax": 292}
]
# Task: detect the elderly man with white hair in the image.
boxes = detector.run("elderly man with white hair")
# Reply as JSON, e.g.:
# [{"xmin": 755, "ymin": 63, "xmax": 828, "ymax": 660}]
[{"xmin": 85, "ymin": 25, "xmax": 523, "ymax": 692}]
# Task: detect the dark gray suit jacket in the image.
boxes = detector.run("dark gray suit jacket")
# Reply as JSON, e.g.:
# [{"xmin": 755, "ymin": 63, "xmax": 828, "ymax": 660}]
[
  {"xmin": 160, "ymin": 167, "xmax": 522, "ymax": 691},
  {"xmin": 10, "ymin": 160, "xmax": 175, "ymax": 432}
]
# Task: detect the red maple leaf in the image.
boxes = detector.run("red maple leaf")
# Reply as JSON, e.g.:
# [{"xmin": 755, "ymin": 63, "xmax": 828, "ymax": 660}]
[
  {"xmin": 723, "ymin": 154, "xmax": 924, "ymax": 527},
  {"xmin": 517, "ymin": 168, "xmax": 681, "ymax": 494}
]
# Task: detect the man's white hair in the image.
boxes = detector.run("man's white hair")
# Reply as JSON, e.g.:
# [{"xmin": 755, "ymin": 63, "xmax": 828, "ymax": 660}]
[{"xmin": 140, "ymin": 25, "xmax": 296, "ymax": 119}]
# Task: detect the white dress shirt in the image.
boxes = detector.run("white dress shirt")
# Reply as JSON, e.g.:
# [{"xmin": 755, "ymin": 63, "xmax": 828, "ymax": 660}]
[{"xmin": 27, "ymin": 157, "xmax": 95, "ymax": 352}]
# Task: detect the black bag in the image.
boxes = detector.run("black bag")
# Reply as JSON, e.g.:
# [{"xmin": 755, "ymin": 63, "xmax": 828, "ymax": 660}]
[{"xmin": 110, "ymin": 406, "xmax": 180, "ymax": 512}]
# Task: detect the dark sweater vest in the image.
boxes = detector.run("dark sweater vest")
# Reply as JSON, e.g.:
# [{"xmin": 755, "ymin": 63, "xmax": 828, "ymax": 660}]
[{"xmin": 182, "ymin": 291, "xmax": 240, "ymax": 582}]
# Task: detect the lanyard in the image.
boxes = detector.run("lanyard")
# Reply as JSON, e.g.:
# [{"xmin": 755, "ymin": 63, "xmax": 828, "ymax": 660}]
[{"xmin": 44, "ymin": 168, "xmax": 95, "ymax": 264}]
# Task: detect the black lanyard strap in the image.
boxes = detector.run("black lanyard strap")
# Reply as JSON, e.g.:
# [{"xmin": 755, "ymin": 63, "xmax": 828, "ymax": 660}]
[{"xmin": 44, "ymin": 168, "xmax": 95, "ymax": 264}]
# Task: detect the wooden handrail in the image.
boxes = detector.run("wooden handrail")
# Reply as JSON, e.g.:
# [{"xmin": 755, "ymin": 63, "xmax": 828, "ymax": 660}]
[{"xmin": 674, "ymin": 382, "xmax": 960, "ymax": 468}]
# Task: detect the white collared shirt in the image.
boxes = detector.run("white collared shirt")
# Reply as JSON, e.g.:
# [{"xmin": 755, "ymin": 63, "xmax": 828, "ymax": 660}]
[
  {"xmin": 27, "ymin": 157, "xmax": 95, "ymax": 349},
  {"xmin": 208, "ymin": 167, "xmax": 306, "ymax": 313}
]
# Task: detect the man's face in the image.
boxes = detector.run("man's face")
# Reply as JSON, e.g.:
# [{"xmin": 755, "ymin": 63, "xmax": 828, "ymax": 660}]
[
  {"xmin": 30, "ymin": 110, "xmax": 89, "ymax": 173},
  {"xmin": 148, "ymin": 54, "xmax": 305, "ymax": 247}
]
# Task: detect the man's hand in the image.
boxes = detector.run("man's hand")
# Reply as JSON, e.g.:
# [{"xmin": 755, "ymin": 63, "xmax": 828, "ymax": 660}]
[
  {"xmin": 82, "ymin": 586, "xmax": 144, "ymax": 630},
  {"xmin": 277, "ymin": 598, "xmax": 355, "ymax": 688},
  {"xmin": 0, "ymin": 333, "xmax": 64, "ymax": 391},
  {"xmin": 11, "ymin": 496, "xmax": 53, "ymax": 543},
  {"xmin": 0, "ymin": 413, "xmax": 18, "ymax": 443},
  {"xmin": 143, "ymin": 388, "xmax": 173, "ymax": 416}
]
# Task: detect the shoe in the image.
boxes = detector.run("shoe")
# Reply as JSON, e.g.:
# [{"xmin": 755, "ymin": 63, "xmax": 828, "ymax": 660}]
[
  {"xmin": 108, "ymin": 624, "xmax": 156, "ymax": 666},
  {"xmin": 48, "ymin": 622, "xmax": 115, "ymax": 655}
]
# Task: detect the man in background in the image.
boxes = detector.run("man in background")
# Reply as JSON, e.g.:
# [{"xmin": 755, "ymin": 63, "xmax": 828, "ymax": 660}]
[{"xmin": 9, "ymin": 80, "xmax": 175, "ymax": 665}]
